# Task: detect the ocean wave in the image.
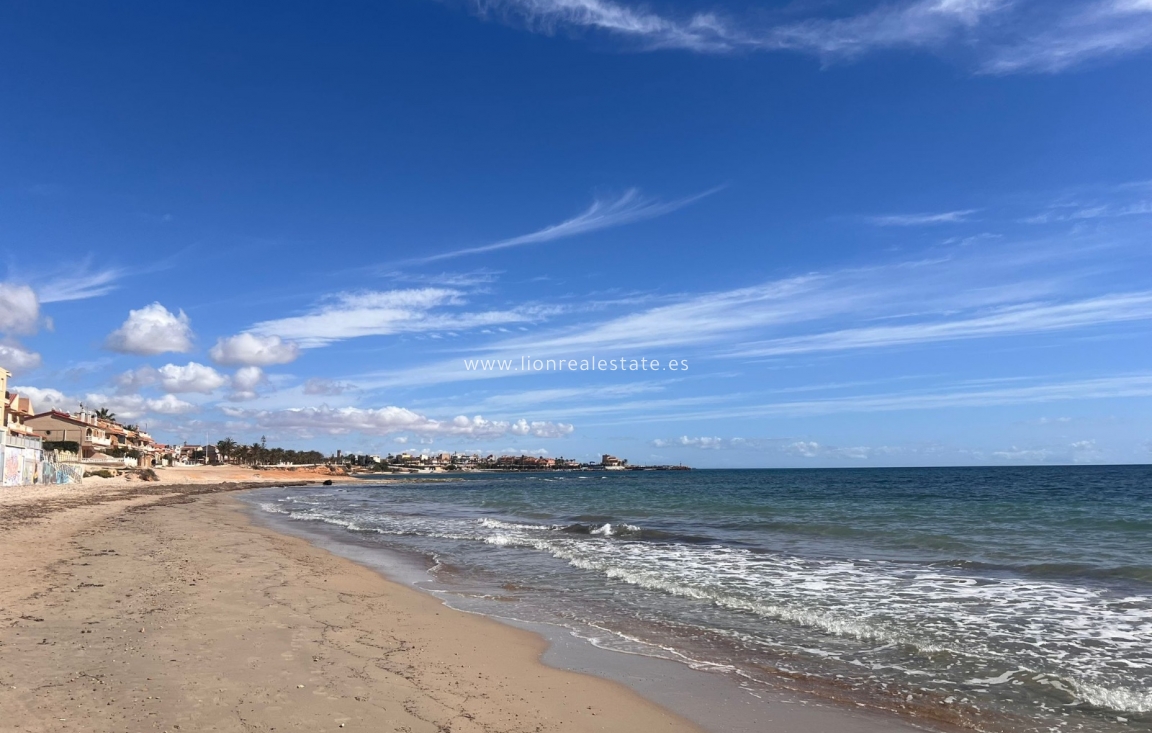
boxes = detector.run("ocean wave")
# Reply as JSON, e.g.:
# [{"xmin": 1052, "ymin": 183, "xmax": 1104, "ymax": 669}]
[
  {"xmin": 254, "ymin": 490, "xmax": 1152, "ymax": 715},
  {"xmin": 1074, "ymin": 680, "xmax": 1152, "ymax": 713}
]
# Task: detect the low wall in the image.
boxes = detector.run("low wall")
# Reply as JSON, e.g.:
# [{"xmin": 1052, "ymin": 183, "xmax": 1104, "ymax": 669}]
[{"xmin": 0, "ymin": 443, "xmax": 84, "ymax": 486}]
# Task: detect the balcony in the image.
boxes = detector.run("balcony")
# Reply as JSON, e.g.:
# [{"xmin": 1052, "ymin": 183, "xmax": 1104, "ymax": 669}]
[{"xmin": 84, "ymin": 435, "xmax": 112, "ymax": 447}]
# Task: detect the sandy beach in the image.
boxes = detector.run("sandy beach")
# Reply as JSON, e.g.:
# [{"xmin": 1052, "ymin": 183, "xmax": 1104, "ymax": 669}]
[
  {"xmin": 0, "ymin": 470, "xmax": 701, "ymax": 733},
  {"xmin": 0, "ymin": 469, "xmax": 937, "ymax": 733}
]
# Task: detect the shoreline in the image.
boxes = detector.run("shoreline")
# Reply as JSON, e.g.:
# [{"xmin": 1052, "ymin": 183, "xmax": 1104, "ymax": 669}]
[
  {"xmin": 1, "ymin": 475, "xmax": 929, "ymax": 732},
  {"xmin": 246, "ymin": 493, "xmax": 936, "ymax": 733}
]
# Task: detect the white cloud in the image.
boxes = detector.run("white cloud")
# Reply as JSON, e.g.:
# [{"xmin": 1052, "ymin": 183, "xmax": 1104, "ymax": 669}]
[
  {"xmin": 648, "ymin": 435, "xmax": 878, "ymax": 458},
  {"xmin": 651, "ymin": 435, "xmax": 728, "ymax": 449},
  {"xmin": 83, "ymin": 392, "xmax": 197, "ymax": 420},
  {"xmin": 466, "ymin": 0, "xmax": 1152, "ymax": 74},
  {"xmin": 767, "ymin": 0, "xmax": 1009, "ymax": 58},
  {"xmin": 250, "ymin": 288, "xmax": 550, "ymax": 347},
  {"xmin": 982, "ymin": 0, "xmax": 1152, "ymax": 73},
  {"xmin": 0, "ymin": 342, "xmax": 42, "ymax": 375},
  {"xmin": 869, "ymin": 209, "xmax": 977, "ymax": 226},
  {"xmin": 508, "ymin": 418, "xmax": 577, "ymax": 438},
  {"xmin": 104, "ymin": 303, "xmax": 194, "ymax": 356},
  {"xmin": 410, "ymin": 188, "xmax": 718, "ymax": 264},
  {"xmin": 991, "ymin": 446, "xmax": 1050, "ymax": 460},
  {"xmin": 231, "ymin": 404, "xmax": 574, "ymax": 440},
  {"xmin": 1023, "ymin": 183, "xmax": 1152, "ymax": 223},
  {"xmin": 209, "ymin": 333, "xmax": 300, "ymax": 366},
  {"xmin": 113, "ymin": 366, "xmax": 158, "ymax": 393},
  {"xmin": 228, "ymin": 366, "xmax": 266, "ymax": 401},
  {"xmin": 232, "ymin": 366, "xmax": 265, "ymax": 392},
  {"xmin": 786, "ymin": 440, "xmax": 823, "ymax": 458},
  {"xmin": 156, "ymin": 362, "xmax": 228, "ymax": 394},
  {"xmin": 732, "ymin": 291, "xmax": 1152, "ymax": 358},
  {"xmin": 303, "ymin": 377, "xmax": 354, "ymax": 395},
  {"xmin": 37, "ymin": 265, "xmax": 123, "ymax": 303},
  {"xmin": 624, "ymin": 373, "xmax": 1152, "ymax": 423},
  {"xmin": 0, "ymin": 283, "xmax": 40, "ymax": 335},
  {"xmin": 114, "ymin": 362, "xmax": 229, "ymax": 394},
  {"xmin": 783, "ymin": 441, "xmax": 874, "ymax": 459},
  {"xmin": 356, "ymin": 224, "xmax": 1152, "ymax": 390},
  {"xmin": 10, "ymin": 385, "xmax": 72, "ymax": 413}
]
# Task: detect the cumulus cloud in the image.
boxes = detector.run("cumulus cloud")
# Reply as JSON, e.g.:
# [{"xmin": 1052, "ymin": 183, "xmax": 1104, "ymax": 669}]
[
  {"xmin": 156, "ymin": 362, "xmax": 228, "ymax": 393},
  {"xmin": 115, "ymin": 362, "xmax": 228, "ymax": 394},
  {"xmin": 232, "ymin": 366, "xmax": 265, "ymax": 392},
  {"xmin": 229, "ymin": 366, "xmax": 266, "ymax": 401},
  {"xmin": 229, "ymin": 404, "xmax": 574, "ymax": 440},
  {"xmin": 0, "ymin": 283, "xmax": 41, "ymax": 335},
  {"xmin": 209, "ymin": 333, "xmax": 300, "ymax": 366},
  {"xmin": 0, "ymin": 342, "xmax": 42, "ymax": 375},
  {"xmin": 104, "ymin": 303, "xmax": 194, "ymax": 356},
  {"xmin": 10, "ymin": 385, "xmax": 72, "ymax": 412},
  {"xmin": 83, "ymin": 392, "xmax": 197, "ymax": 420},
  {"xmin": 508, "ymin": 418, "xmax": 577, "ymax": 438}
]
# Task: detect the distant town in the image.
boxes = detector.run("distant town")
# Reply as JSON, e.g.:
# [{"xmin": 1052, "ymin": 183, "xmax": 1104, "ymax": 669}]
[
  {"xmin": 196, "ymin": 444, "xmax": 688, "ymax": 473},
  {"xmin": 333, "ymin": 451, "xmax": 690, "ymax": 473}
]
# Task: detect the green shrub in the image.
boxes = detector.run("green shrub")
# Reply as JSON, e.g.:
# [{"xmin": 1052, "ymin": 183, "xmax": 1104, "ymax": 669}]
[{"xmin": 44, "ymin": 441, "xmax": 81, "ymax": 453}]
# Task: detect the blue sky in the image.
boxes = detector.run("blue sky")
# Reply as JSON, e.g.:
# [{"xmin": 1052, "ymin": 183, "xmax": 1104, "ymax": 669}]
[{"xmin": 2, "ymin": 0, "xmax": 1151, "ymax": 466}]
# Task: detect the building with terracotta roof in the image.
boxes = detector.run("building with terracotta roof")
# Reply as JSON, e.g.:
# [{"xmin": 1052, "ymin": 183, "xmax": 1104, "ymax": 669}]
[{"xmin": 26, "ymin": 409, "xmax": 112, "ymax": 460}]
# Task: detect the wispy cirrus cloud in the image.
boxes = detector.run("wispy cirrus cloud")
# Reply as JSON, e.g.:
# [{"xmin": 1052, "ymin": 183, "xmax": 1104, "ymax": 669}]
[
  {"xmin": 464, "ymin": 0, "xmax": 1152, "ymax": 74},
  {"xmin": 754, "ymin": 373, "xmax": 1152, "ymax": 417},
  {"xmin": 353, "ymin": 226, "xmax": 1152, "ymax": 389},
  {"xmin": 249, "ymin": 287, "xmax": 560, "ymax": 347},
  {"xmin": 407, "ymin": 187, "xmax": 719, "ymax": 264},
  {"xmin": 981, "ymin": 0, "xmax": 1152, "ymax": 73},
  {"xmin": 1022, "ymin": 180, "xmax": 1152, "ymax": 223},
  {"xmin": 869, "ymin": 209, "xmax": 978, "ymax": 226},
  {"xmin": 596, "ymin": 373, "xmax": 1152, "ymax": 425},
  {"xmin": 731, "ymin": 291, "xmax": 1152, "ymax": 358},
  {"xmin": 37, "ymin": 265, "xmax": 124, "ymax": 303}
]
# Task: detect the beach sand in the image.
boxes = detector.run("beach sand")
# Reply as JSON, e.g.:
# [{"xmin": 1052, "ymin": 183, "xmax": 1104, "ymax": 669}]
[{"xmin": 0, "ymin": 471, "xmax": 928, "ymax": 732}]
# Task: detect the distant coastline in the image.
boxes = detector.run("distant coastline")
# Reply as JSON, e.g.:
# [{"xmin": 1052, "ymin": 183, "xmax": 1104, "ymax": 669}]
[{"xmin": 342, "ymin": 451, "xmax": 691, "ymax": 474}]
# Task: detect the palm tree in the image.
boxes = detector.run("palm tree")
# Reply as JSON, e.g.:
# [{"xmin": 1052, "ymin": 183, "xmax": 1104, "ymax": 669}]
[
  {"xmin": 216, "ymin": 437, "xmax": 237, "ymax": 463},
  {"xmin": 95, "ymin": 407, "xmax": 116, "ymax": 423}
]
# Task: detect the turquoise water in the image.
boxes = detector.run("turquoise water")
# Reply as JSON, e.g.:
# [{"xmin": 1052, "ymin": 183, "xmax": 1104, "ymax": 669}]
[{"xmin": 250, "ymin": 466, "xmax": 1152, "ymax": 732}]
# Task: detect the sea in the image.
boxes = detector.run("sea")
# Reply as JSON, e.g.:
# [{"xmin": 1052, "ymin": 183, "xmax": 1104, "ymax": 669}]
[{"xmin": 244, "ymin": 466, "xmax": 1152, "ymax": 733}]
